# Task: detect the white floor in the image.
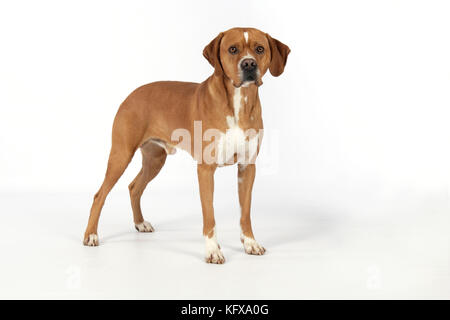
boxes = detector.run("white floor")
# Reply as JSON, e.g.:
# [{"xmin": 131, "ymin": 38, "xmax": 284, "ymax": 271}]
[{"xmin": 0, "ymin": 190, "xmax": 449, "ymax": 299}]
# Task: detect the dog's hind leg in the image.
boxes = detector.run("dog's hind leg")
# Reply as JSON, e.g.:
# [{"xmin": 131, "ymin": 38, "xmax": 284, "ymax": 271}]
[
  {"xmin": 128, "ymin": 140, "xmax": 167, "ymax": 232},
  {"xmin": 83, "ymin": 120, "xmax": 138, "ymax": 246}
]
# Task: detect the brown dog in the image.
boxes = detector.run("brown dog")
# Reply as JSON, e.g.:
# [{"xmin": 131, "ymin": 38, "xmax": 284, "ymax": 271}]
[{"xmin": 83, "ymin": 27, "xmax": 290, "ymax": 264}]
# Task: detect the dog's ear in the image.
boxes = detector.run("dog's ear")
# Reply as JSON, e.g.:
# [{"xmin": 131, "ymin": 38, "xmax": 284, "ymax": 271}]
[
  {"xmin": 203, "ymin": 32, "xmax": 224, "ymax": 76},
  {"xmin": 266, "ymin": 34, "xmax": 291, "ymax": 77}
]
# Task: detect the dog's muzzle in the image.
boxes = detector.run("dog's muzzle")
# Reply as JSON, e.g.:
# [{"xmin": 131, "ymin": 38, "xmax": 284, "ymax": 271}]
[{"xmin": 240, "ymin": 58, "xmax": 258, "ymax": 82}]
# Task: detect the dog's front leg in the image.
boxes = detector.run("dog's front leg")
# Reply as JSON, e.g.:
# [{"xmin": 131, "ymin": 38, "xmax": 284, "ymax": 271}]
[
  {"xmin": 197, "ymin": 163, "xmax": 225, "ymax": 264},
  {"xmin": 238, "ymin": 164, "xmax": 266, "ymax": 255}
]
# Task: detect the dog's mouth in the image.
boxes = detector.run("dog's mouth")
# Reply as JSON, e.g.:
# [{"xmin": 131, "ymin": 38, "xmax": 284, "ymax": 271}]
[
  {"xmin": 233, "ymin": 68, "xmax": 262, "ymax": 87},
  {"xmin": 242, "ymin": 70, "xmax": 257, "ymax": 82},
  {"xmin": 243, "ymin": 73, "xmax": 256, "ymax": 82}
]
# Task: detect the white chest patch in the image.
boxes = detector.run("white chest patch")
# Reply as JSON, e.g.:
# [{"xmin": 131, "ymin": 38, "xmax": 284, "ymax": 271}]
[{"xmin": 215, "ymin": 87, "xmax": 259, "ymax": 165}]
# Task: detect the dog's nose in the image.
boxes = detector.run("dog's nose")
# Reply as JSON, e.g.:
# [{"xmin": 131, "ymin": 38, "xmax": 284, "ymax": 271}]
[{"xmin": 240, "ymin": 58, "xmax": 257, "ymax": 71}]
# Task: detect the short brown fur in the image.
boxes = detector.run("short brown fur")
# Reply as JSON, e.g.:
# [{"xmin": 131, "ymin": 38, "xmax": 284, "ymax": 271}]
[{"xmin": 83, "ymin": 27, "xmax": 290, "ymax": 263}]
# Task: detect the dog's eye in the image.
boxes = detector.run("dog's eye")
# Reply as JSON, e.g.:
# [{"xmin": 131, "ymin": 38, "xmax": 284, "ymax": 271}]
[
  {"xmin": 256, "ymin": 46, "xmax": 264, "ymax": 54},
  {"xmin": 228, "ymin": 46, "xmax": 238, "ymax": 54}
]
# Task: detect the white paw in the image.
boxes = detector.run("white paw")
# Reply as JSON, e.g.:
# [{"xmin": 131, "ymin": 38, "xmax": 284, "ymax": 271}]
[
  {"xmin": 205, "ymin": 247, "xmax": 225, "ymax": 264},
  {"xmin": 241, "ymin": 235, "xmax": 266, "ymax": 255},
  {"xmin": 205, "ymin": 233, "xmax": 225, "ymax": 264},
  {"xmin": 84, "ymin": 234, "xmax": 99, "ymax": 246},
  {"xmin": 135, "ymin": 221, "xmax": 154, "ymax": 232}
]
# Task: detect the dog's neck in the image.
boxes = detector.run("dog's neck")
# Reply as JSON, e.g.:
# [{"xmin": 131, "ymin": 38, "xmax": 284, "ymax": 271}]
[{"xmin": 205, "ymin": 74, "xmax": 259, "ymax": 121}]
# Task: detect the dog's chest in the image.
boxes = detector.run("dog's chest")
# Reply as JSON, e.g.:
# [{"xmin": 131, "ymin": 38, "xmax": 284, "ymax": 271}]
[{"xmin": 215, "ymin": 87, "xmax": 259, "ymax": 165}]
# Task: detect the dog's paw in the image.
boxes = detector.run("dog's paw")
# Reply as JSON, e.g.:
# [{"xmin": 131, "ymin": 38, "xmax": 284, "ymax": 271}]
[
  {"xmin": 241, "ymin": 236, "xmax": 266, "ymax": 255},
  {"xmin": 135, "ymin": 221, "xmax": 154, "ymax": 232},
  {"xmin": 83, "ymin": 233, "xmax": 99, "ymax": 246},
  {"xmin": 205, "ymin": 234, "xmax": 225, "ymax": 264},
  {"xmin": 205, "ymin": 247, "xmax": 225, "ymax": 264}
]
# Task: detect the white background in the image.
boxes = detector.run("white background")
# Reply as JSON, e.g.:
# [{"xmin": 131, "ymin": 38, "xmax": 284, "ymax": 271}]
[{"xmin": 0, "ymin": 0, "xmax": 449, "ymax": 299}]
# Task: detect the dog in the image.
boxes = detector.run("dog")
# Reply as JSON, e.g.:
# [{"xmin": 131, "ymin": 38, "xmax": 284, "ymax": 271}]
[{"xmin": 83, "ymin": 27, "xmax": 290, "ymax": 264}]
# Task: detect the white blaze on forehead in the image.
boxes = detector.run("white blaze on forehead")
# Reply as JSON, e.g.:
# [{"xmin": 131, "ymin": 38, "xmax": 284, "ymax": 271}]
[{"xmin": 244, "ymin": 31, "xmax": 249, "ymax": 43}]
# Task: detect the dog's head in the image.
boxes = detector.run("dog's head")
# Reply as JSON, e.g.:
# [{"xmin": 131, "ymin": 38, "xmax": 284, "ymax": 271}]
[{"xmin": 203, "ymin": 27, "xmax": 290, "ymax": 87}]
